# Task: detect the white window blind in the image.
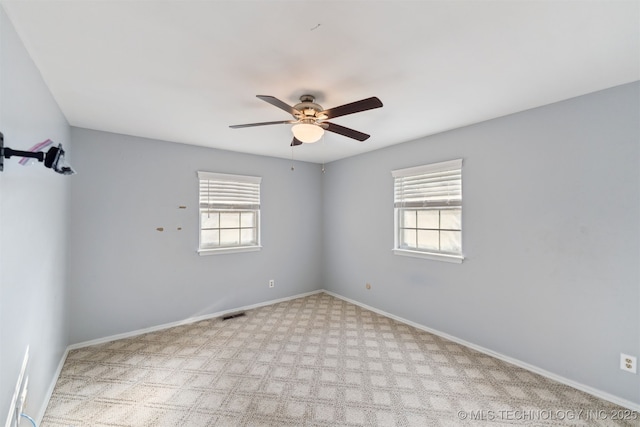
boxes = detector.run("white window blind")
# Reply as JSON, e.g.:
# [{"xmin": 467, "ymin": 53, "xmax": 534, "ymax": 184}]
[
  {"xmin": 392, "ymin": 159, "xmax": 463, "ymax": 263},
  {"xmin": 197, "ymin": 171, "xmax": 262, "ymax": 254},
  {"xmin": 198, "ymin": 171, "xmax": 261, "ymax": 211},
  {"xmin": 393, "ymin": 159, "xmax": 462, "ymax": 208}
]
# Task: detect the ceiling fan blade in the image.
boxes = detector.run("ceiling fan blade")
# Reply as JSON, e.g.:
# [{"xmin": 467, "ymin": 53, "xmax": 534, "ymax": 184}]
[
  {"xmin": 229, "ymin": 120, "xmax": 296, "ymax": 129},
  {"xmin": 290, "ymin": 137, "xmax": 303, "ymax": 147},
  {"xmin": 323, "ymin": 122, "xmax": 370, "ymax": 141},
  {"xmin": 257, "ymin": 95, "xmax": 300, "ymax": 116},
  {"xmin": 320, "ymin": 97, "xmax": 383, "ymax": 120}
]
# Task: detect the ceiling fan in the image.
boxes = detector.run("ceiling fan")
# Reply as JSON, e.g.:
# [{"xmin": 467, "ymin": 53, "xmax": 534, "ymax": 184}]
[{"xmin": 230, "ymin": 94, "xmax": 383, "ymax": 146}]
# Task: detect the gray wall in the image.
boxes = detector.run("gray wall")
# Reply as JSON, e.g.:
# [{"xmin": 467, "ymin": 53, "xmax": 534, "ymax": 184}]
[
  {"xmin": 2, "ymin": 3, "xmax": 638, "ymax": 413},
  {"xmin": 322, "ymin": 82, "xmax": 640, "ymax": 403},
  {"xmin": 67, "ymin": 128, "xmax": 324, "ymax": 343},
  {"xmin": 0, "ymin": 6, "xmax": 70, "ymax": 423}
]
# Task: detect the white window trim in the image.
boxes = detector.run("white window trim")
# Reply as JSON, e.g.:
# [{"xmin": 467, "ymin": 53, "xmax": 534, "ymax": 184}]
[
  {"xmin": 197, "ymin": 171, "xmax": 262, "ymax": 255},
  {"xmin": 392, "ymin": 159, "xmax": 464, "ymax": 263},
  {"xmin": 198, "ymin": 245, "xmax": 262, "ymax": 256},
  {"xmin": 392, "ymin": 248, "xmax": 464, "ymax": 263},
  {"xmin": 197, "ymin": 171, "xmax": 261, "ymax": 185},
  {"xmin": 391, "ymin": 158, "xmax": 462, "ymax": 179}
]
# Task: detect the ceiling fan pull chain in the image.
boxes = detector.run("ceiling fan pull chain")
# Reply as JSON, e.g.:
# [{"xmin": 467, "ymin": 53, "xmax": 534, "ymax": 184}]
[
  {"xmin": 321, "ymin": 132, "xmax": 326, "ymax": 173},
  {"xmin": 290, "ymin": 146, "xmax": 295, "ymax": 171}
]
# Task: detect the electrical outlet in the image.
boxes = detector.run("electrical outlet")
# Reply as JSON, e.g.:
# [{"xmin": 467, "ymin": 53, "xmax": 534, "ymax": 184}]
[
  {"xmin": 269, "ymin": 279, "xmax": 274, "ymax": 288},
  {"xmin": 620, "ymin": 353, "xmax": 637, "ymax": 373}
]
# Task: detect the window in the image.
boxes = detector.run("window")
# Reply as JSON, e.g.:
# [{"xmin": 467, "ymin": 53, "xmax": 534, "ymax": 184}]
[
  {"xmin": 198, "ymin": 171, "xmax": 261, "ymax": 255},
  {"xmin": 392, "ymin": 159, "xmax": 463, "ymax": 263}
]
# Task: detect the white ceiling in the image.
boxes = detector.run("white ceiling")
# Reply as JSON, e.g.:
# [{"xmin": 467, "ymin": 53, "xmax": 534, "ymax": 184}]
[{"xmin": 3, "ymin": 1, "xmax": 639, "ymax": 164}]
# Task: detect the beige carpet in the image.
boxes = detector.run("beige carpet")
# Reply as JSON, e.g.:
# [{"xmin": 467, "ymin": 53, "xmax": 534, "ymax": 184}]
[{"xmin": 42, "ymin": 293, "xmax": 637, "ymax": 426}]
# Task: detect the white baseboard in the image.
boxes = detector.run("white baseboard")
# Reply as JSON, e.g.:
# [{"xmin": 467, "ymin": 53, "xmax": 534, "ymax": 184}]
[
  {"xmin": 67, "ymin": 289, "xmax": 323, "ymax": 350},
  {"xmin": 322, "ymin": 290, "xmax": 640, "ymax": 412},
  {"xmin": 36, "ymin": 347, "xmax": 69, "ymax": 425}
]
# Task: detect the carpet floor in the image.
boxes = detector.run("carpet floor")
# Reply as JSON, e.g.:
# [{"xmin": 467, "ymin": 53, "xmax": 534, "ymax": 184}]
[{"xmin": 41, "ymin": 293, "xmax": 637, "ymax": 426}]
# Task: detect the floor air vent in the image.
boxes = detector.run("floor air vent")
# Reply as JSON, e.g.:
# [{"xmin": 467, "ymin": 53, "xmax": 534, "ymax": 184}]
[{"xmin": 222, "ymin": 312, "xmax": 246, "ymax": 321}]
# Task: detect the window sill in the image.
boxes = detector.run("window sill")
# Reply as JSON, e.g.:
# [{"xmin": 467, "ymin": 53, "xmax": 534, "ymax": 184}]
[
  {"xmin": 392, "ymin": 248, "xmax": 464, "ymax": 263},
  {"xmin": 198, "ymin": 245, "xmax": 262, "ymax": 256}
]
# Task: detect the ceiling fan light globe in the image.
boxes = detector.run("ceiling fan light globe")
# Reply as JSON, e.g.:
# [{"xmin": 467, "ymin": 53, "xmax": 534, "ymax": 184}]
[{"xmin": 291, "ymin": 123, "xmax": 324, "ymax": 143}]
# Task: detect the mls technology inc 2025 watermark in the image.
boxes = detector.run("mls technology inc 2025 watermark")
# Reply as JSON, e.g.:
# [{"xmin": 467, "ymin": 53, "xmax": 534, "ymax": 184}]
[{"xmin": 456, "ymin": 409, "xmax": 637, "ymax": 422}]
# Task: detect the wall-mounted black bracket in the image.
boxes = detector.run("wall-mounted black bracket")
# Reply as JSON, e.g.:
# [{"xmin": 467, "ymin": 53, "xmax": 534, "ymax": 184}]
[
  {"xmin": 0, "ymin": 132, "xmax": 75, "ymax": 175},
  {"xmin": 0, "ymin": 132, "xmax": 47, "ymax": 172}
]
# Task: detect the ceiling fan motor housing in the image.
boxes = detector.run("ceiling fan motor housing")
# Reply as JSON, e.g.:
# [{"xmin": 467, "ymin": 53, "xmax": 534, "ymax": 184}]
[{"xmin": 293, "ymin": 95, "xmax": 325, "ymax": 121}]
